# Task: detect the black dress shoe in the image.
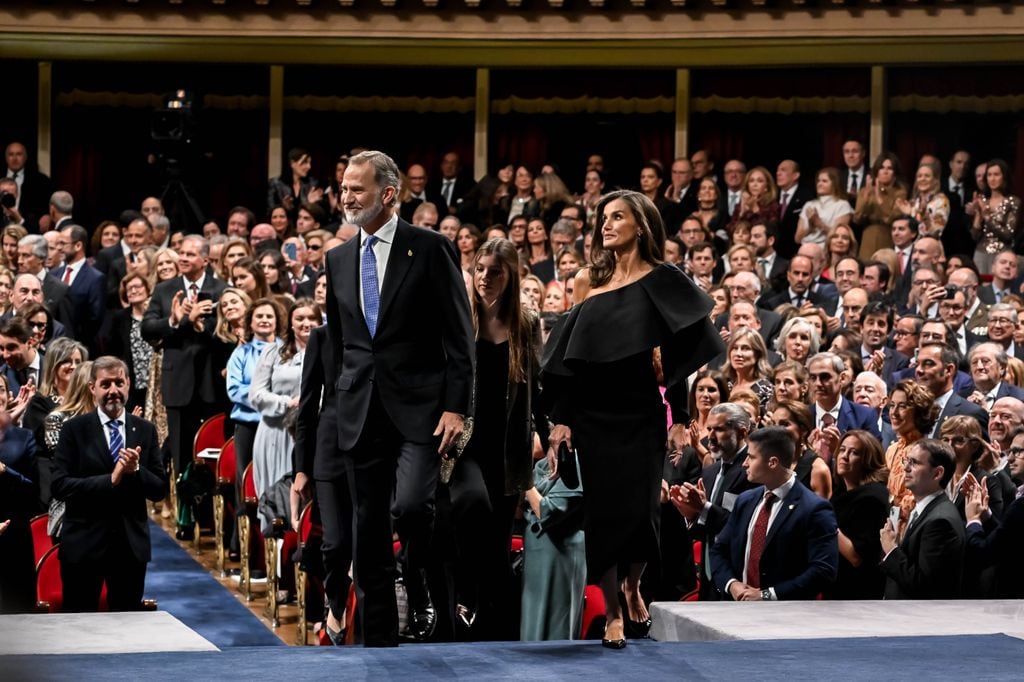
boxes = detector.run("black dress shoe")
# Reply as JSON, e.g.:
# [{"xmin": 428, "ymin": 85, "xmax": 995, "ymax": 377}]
[
  {"xmin": 400, "ymin": 603, "xmax": 437, "ymax": 642},
  {"xmin": 175, "ymin": 527, "xmax": 194, "ymax": 541},
  {"xmin": 602, "ymin": 636, "xmax": 627, "ymax": 650}
]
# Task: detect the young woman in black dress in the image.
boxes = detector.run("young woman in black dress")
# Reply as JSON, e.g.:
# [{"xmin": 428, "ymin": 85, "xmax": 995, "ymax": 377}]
[
  {"xmin": 449, "ymin": 237, "xmax": 545, "ymax": 640},
  {"xmin": 544, "ymin": 190, "xmax": 722, "ymax": 649}
]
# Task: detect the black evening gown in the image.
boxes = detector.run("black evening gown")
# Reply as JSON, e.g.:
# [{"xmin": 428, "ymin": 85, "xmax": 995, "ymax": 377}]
[{"xmin": 542, "ymin": 263, "xmax": 722, "ymax": 581}]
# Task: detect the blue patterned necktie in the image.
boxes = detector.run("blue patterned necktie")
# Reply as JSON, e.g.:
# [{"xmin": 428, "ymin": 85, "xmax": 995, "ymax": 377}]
[
  {"xmin": 361, "ymin": 234, "xmax": 380, "ymax": 337},
  {"xmin": 108, "ymin": 419, "xmax": 123, "ymax": 463}
]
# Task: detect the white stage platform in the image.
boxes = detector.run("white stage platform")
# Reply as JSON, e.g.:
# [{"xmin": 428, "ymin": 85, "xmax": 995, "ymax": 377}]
[
  {"xmin": 0, "ymin": 611, "xmax": 219, "ymax": 655},
  {"xmin": 651, "ymin": 600, "xmax": 1024, "ymax": 642}
]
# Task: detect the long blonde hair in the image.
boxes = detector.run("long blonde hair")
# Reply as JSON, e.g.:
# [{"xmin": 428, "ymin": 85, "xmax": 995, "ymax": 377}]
[{"xmin": 51, "ymin": 361, "xmax": 95, "ymax": 417}]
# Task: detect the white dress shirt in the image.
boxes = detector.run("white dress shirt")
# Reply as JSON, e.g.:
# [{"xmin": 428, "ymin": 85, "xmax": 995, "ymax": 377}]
[
  {"xmin": 359, "ymin": 213, "xmax": 398, "ymax": 317},
  {"xmin": 815, "ymin": 396, "xmax": 843, "ymax": 430}
]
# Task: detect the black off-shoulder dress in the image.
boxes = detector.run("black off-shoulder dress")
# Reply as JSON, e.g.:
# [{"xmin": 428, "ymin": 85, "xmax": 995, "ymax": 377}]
[{"xmin": 542, "ymin": 263, "xmax": 722, "ymax": 580}]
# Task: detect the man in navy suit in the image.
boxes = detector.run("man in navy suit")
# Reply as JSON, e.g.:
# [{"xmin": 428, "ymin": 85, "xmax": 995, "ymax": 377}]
[
  {"xmin": 51, "ymin": 356, "xmax": 167, "ymax": 612},
  {"xmin": 669, "ymin": 403, "xmax": 759, "ymax": 601},
  {"xmin": 760, "ymin": 255, "xmax": 834, "ymax": 315},
  {"xmin": 916, "ymin": 343, "xmax": 988, "ymax": 437},
  {"xmin": 53, "ymin": 224, "xmax": 105, "ymax": 347},
  {"xmin": 967, "ymin": 343, "xmax": 1024, "ymax": 410},
  {"xmin": 808, "ymin": 352, "xmax": 880, "ymax": 438},
  {"xmin": 324, "ymin": 151, "xmax": 474, "ymax": 646},
  {"xmin": 860, "ymin": 301, "xmax": 910, "ymax": 387},
  {"xmin": 710, "ymin": 426, "xmax": 838, "ymax": 601},
  {"xmin": 0, "ymin": 318, "xmax": 43, "ymax": 395}
]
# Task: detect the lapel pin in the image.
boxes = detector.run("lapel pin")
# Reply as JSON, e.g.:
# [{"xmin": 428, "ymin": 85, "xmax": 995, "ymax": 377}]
[
  {"xmin": 407, "ymin": 250, "xmax": 413, "ymax": 257},
  {"xmin": 788, "ymin": 504, "xmax": 795, "ymax": 510}
]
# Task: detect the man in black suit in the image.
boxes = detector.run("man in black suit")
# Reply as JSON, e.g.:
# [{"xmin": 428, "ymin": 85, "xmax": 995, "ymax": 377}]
[
  {"xmin": 50, "ymin": 356, "xmax": 167, "ymax": 611},
  {"xmin": 293, "ymin": 323, "xmax": 351, "ymax": 644},
  {"xmin": 324, "ymin": 150, "xmax": 474, "ymax": 646},
  {"xmin": 4, "ymin": 142, "xmax": 52, "ymax": 232},
  {"xmin": 774, "ymin": 160, "xmax": 813, "ymax": 259},
  {"xmin": 53, "ymin": 224, "xmax": 106, "ymax": 346},
  {"xmin": 0, "ymin": 317, "xmax": 43, "ymax": 395},
  {"xmin": 399, "ymin": 163, "xmax": 446, "ymax": 224},
  {"xmin": 916, "ymin": 343, "xmax": 988, "ymax": 437},
  {"xmin": 669, "ymin": 403, "xmax": 758, "ymax": 601},
  {"xmin": 941, "ymin": 150, "xmax": 974, "ymax": 258},
  {"xmin": 839, "ymin": 139, "xmax": 868, "ymax": 205},
  {"xmin": 750, "ymin": 223, "xmax": 788, "ymax": 291},
  {"xmin": 880, "ymin": 439, "xmax": 964, "ymax": 599},
  {"xmin": 759, "ymin": 255, "xmax": 835, "ymax": 315},
  {"xmin": 141, "ymin": 235, "xmax": 227, "ymax": 483},
  {"xmin": 99, "ymin": 217, "xmax": 152, "ymax": 309},
  {"xmin": 940, "ymin": 288, "xmax": 984, "ymax": 358},
  {"xmin": 716, "ymin": 271, "xmax": 783, "ymax": 346},
  {"xmin": 710, "ymin": 427, "xmax": 838, "ymax": 601},
  {"xmin": 964, "ymin": 427, "xmax": 1024, "ymax": 598},
  {"xmin": 707, "ymin": 301, "xmax": 783, "ymax": 369},
  {"xmin": 48, "ymin": 191, "xmax": 75, "ymax": 233},
  {"xmin": 16, "ymin": 234, "xmax": 74, "ymax": 331},
  {"xmin": 428, "ymin": 151, "xmax": 474, "ymax": 216},
  {"xmin": 978, "ymin": 249, "xmax": 1018, "ymax": 306},
  {"xmin": 662, "ymin": 158, "xmax": 698, "ymax": 236},
  {"xmin": 860, "ymin": 301, "xmax": 910, "ymax": 387}
]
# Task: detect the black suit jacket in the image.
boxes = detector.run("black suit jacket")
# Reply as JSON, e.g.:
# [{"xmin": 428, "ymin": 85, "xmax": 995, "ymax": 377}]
[
  {"xmin": 714, "ymin": 308, "xmax": 784, "ymax": 347},
  {"xmin": 94, "ymin": 244, "xmax": 127, "ymax": 309},
  {"xmin": 51, "ymin": 262, "xmax": 106, "ymax": 344},
  {"xmin": 295, "ymin": 324, "xmax": 340, "ymax": 480},
  {"xmin": 881, "ymin": 493, "xmax": 965, "ymax": 599},
  {"xmin": 50, "ymin": 412, "xmax": 167, "ymax": 564},
  {"xmin": 400, "ymin": 191, "xmax": 448, "ymax": 224},
  {"xmin": 710, "ymin": 479, "xmax": 839, "ymax": 599},
  {"xmin": 0, "ymin": 348, "xmax": 44, "ymax": 395},
  {"xmin": 759, "ymin": 287, "xmax": 836, "ymax": 316},
  {"xmin": 874, "ymin": 346, "xmax": 911, "ymax": 387},
  {"xmin": 776, "ymin": 186, "xmax": 814, "ymax": 258},
  {"xmin": 966, "ymin": 494, "xmax": 1024, "ymax": 598},
  {"xmin": 99, "ymin": 308, "xmax": 147, "ymax": 390},
  {"xmin": 9, "ymin": 168, "xmax": 53, "ymax": 232},
  {"xmin": 839, "ymin": 167, "xmax": 868, "ymax": 205},
  {"xmin": 40, "ymin": 273, "xmax": 74, "ymax": 331},
  {"xmin": 324, "ymin": 218, "xmax": 474, "ymax": 451},
  {"xmin": 141, "ymin": 275, "xmax": 228, "ymax": 406},
  {"xmin": 428, "ymin": 176, "xmax": 475, "ymax": 214}
]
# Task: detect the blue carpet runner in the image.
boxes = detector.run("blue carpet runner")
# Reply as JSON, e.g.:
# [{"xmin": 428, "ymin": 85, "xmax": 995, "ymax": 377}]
[
  {"xmin": 6, "ymin": 634, "xmax": 1024, "ymax": 681},
  {"xmin": 144, "ymin": 520, "xmax": 283, "ymax": 648}
]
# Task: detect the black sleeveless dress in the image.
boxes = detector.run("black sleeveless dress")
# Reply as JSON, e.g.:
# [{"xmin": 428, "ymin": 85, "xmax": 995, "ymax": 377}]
[{"xmin": 542, "ymin": 263, "xmax": 722, "ymax": 580}]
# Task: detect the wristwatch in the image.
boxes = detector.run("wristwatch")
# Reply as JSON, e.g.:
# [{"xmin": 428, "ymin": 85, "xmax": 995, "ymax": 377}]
[{"xmin": 761, "ymin": 588, "xmax": 771, "ymax": 601}]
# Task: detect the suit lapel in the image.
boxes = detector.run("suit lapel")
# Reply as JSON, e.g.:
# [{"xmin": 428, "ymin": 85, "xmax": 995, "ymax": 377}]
[
  {"xmin": 377, "ymin": 222, "xmax": 415, "ymax": 328},
  {"xmin": 89, "ymin": 412, "xmax": 116, "ymax": 473},
  {"xmin": 765, "ymin": 483, "xmax": 800, "ymax": 547},
  {"xmin": 125, "ymin": 414, "xmax": 140, "ymax": 450}
]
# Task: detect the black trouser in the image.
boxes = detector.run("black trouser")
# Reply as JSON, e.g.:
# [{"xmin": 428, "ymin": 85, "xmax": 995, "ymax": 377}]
[
  {"xmin": 315, "ymin": 475, "xmax": 352, "ymax": 622},
  {"xmin": 232, "ymin": 420, "xmax": 259, "ymax": 555},
  {"xmin": 61, "ymin": 544, "xmax": 147, "ymax": 612},
  {"xmin": 343, "ymin": 391, "xmax": 439, "ymax": 647},
  {"xmin": 448, "ymin": 454, "xmax": 518, "ymax": 641}
]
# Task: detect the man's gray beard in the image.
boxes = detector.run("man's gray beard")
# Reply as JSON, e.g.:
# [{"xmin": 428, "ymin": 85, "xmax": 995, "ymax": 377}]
[{"xmin": 345, "ymin": 201, "xmax": 383, "ymax": 228}]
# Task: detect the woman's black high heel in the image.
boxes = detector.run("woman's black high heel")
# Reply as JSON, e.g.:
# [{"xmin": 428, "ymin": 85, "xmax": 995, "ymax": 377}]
[{"xmin": 619, "ymin": 591, "xmax": 652, "ymax": 639}]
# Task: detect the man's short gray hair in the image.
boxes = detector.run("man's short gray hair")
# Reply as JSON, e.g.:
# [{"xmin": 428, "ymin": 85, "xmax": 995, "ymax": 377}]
[
  {"xmin": 181, "ymin": 234, "xmax": 210, "ymax": 259},
  {"xmin": 970, "ymin": 342, "xmax": 1009, "ymax": 370},
  {"xmin": 733, "ymin": 270, "xmax": 762, "ymax": 293},
  {"xmin": 989, "ymin": 303, "xmax": 1019, "ymax": 325},
  {"xmin": 49, "ymin": 190, "xmax": 73, "ymax": 214},
  {"xmin": 550, "ymin": 219, "xmax": 577, "ymax": 239},
  {"xmin": 708, "ymin": 402, "xmax": 752, "ymax": 432},
  {"xmin": 349, "ymin": 150, "xmax": 401, "ymax": 208},
  {"xmin": 91, "ymin": 355, "xmax": 129, "ymax": 382},
  {"xmin": 807, "ymin": 351, "xmax": 846, "ymax": 375},
  {"xmin": 19, "ymin": 234, "xmax": 47, "ymax": 260}
]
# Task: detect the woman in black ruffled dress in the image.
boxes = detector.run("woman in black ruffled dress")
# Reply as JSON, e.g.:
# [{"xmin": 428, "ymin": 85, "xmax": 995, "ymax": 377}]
[{"xmin": 543, "ymin": 190, "xmax": 722, "ymax": 649}]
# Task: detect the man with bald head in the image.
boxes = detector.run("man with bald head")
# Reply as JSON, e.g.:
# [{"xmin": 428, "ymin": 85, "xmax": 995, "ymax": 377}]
[
  {"xmin": 947, "ymin": 267, "xmax": 989, "ymax": 335},
  {"xmin": 841, "ymin": 286, "xmax": 869, "ymax": 333},
  {"xmin": 4, "ymin": 141, "xmax": 52, "ymax": 231},
  {"xmin": 760, "ymin": 255, "xmax": 837, "ymax": 315},
  {"xmin": 400, "ymin": 163, "xmax": 445, "ymax": 223},
  {"xmin": 989, "ymin": 397, "xmax": 1024, "ymax": 453}
]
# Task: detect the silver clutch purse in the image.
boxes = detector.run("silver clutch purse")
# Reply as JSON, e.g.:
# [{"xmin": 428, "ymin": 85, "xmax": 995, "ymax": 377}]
[{"xmin": 439, "ymin": 416, "xmax": 474, "ymax": 484}]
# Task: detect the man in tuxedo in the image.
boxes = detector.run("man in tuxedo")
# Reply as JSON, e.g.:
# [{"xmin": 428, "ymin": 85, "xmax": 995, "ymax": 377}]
[
  {"xmin": 775, "ymin": 160, "xmax": 812, "ymax": 258},
  {"xmin": 710, "ymin": 426, "xmax": 838, "ymax": 601},
  {"xmin": 324, "ymin": 150, "xmax": 474, "ymax": 646},
  {"xmin": 948, "ymin": 267, "xmax": 989, "ymax": 335},
  {"xmin": 4, "ymin": 142, "xmax": 52, "ymax": 232},
  {"xmin": 48, "ymin": 191, "xmax": 75, "ymax": 233},
  {"xmin": 400, "ymin": 164, "xmax": 445, "ymax": 223},
  {"xmin": 669, "ymin": 403, "xmax": 758, "ymax": 601},
  {"xmin": 808, "ymin": 352, "xmax": 881, "ymax": 438},
  {"xmin": 750, "ymin": 223, "xmax": 788, "ymax": 289},
  {"xmin": 293, "ymin": 323, "xmax": 351, "ymax": 644},
  {"xmin": 428, "ymin": 151, "xmax": 474, "ymax": 216},
  {"xmin": 965, "ymin": 427, "xmax": 1024, "ymax": 598},
  {"xmin": 880, "ymin": 439, "xmax": 964, "ymax": 599},
  {"xmin": 53, "ymin": 224, "xmax": 106, "ymax": 346},
  {"xmin": 967, "ymin": 343, "xmax": 1024, "ymax": 408},
  {"xmin": 860, "ymin": 301, "xmax": 910, "ymax": 387},
  {"xmin": 839, "ymin": 139, "xmax": 868, "ymax": 204},
  {"xmin": 916, "ymin": 343, "xmax": 988, "ymax": 437},
  {"xmin": 760, "ymin": 255, "xmax": 834, "ymax": 315},
  {"xmin": 15, "ymin": 235, "xmax": 73, "ymax": 331},
  {"xmin": 889, "ymin": 215, "xmax": 918, "ymax": 301},
  {"xmin": 939, "ymin": 288, "xmax": 985, "ymax": 358},
  {"xmin": 50, "ymin": 356, "xmax": 167, "ymax": 611},
  {"xmin": 141, "ymin": 235, "xmax": 226, "ymax": 485},
  {"xmin": 0, "ymin": 318, "xmax": 42, "ymax": 395},
  {"xmin": 941, "ymin": 150, "xmax": 974, "ymax": 258}
]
